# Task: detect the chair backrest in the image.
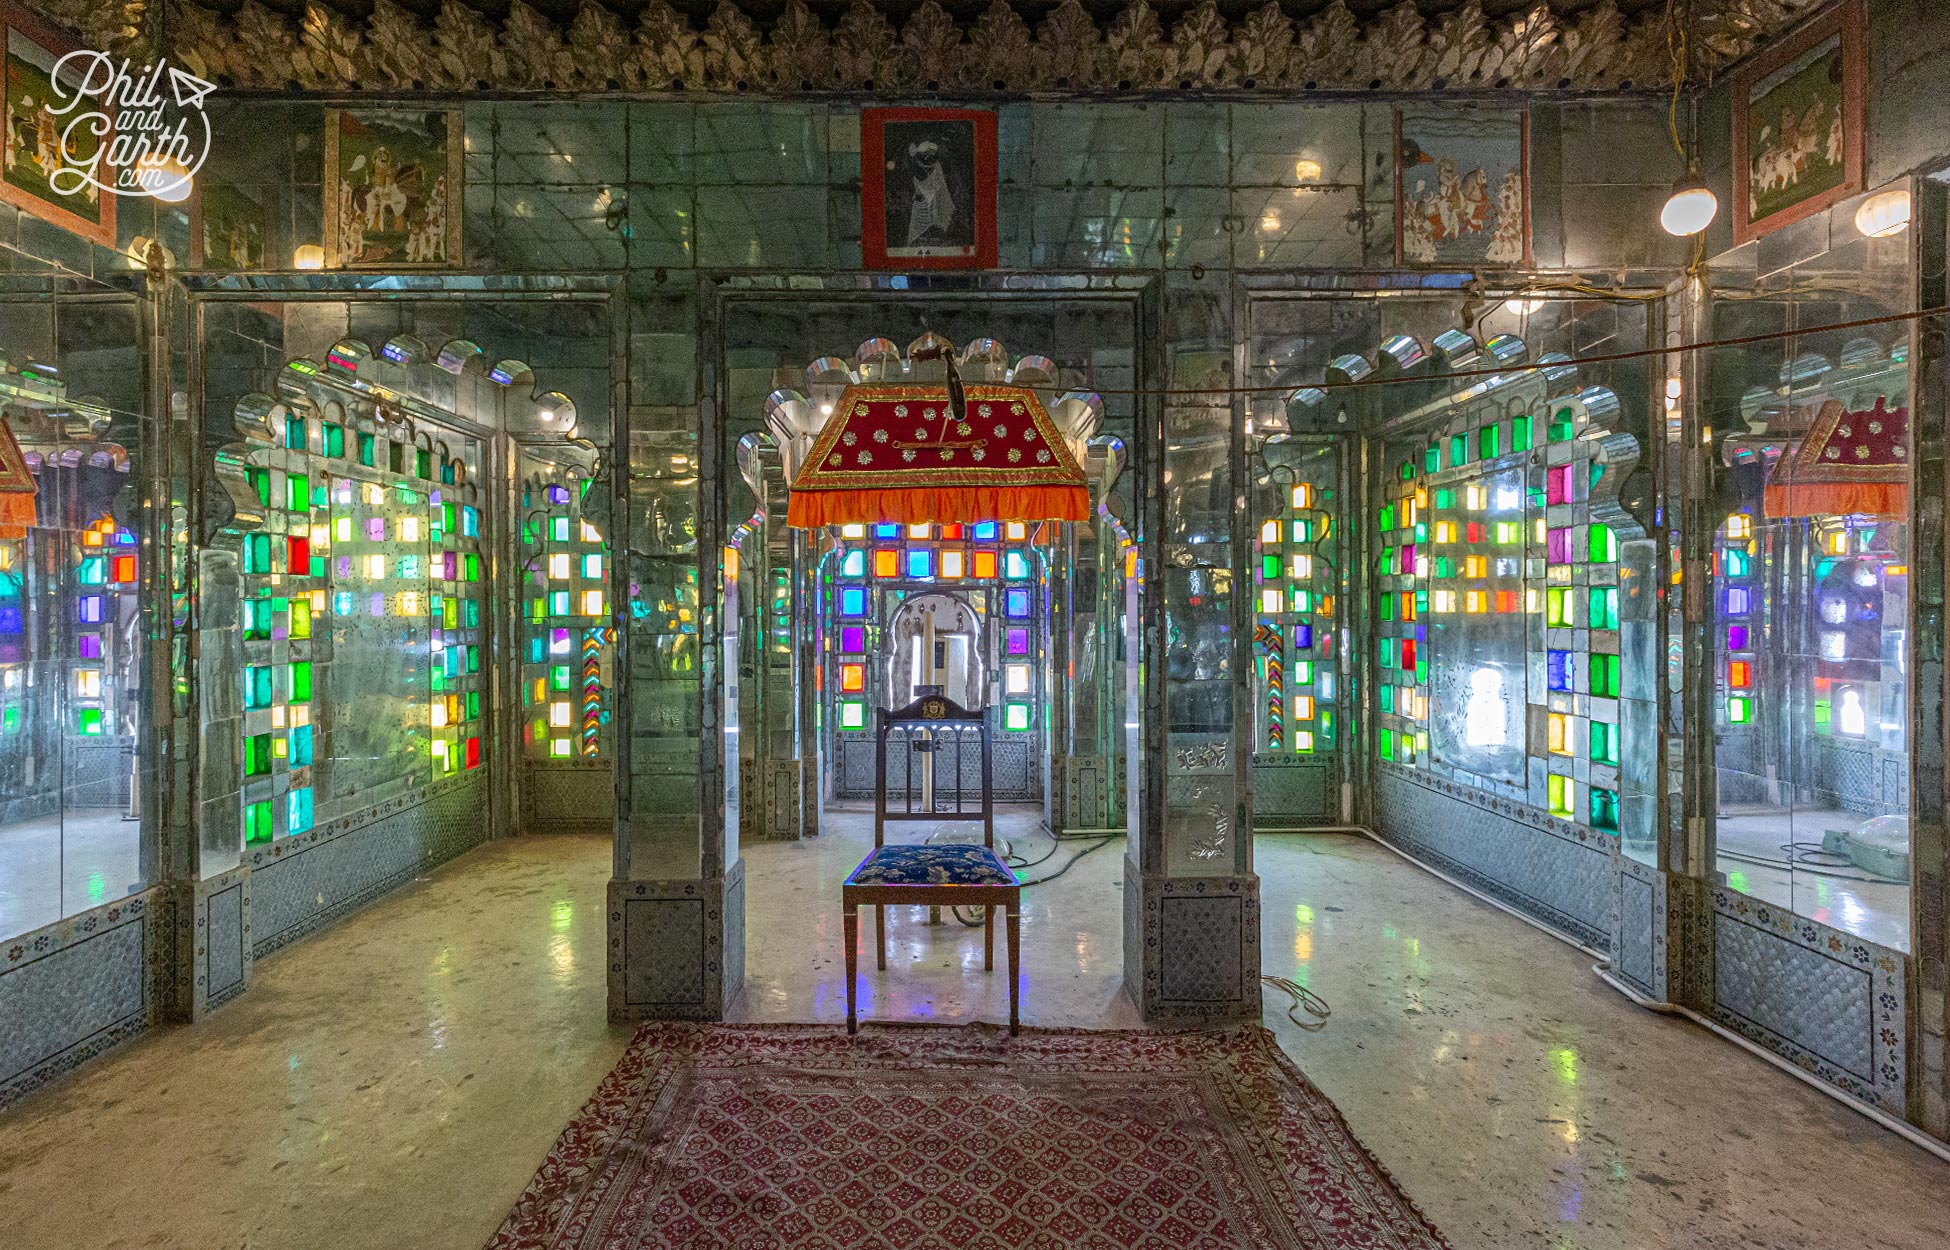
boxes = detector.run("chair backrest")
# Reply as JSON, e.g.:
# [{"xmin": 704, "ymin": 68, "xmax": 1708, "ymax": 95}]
[{"xmin": 873, "ymin": 692, "xmax": 993, "ymax": 849}]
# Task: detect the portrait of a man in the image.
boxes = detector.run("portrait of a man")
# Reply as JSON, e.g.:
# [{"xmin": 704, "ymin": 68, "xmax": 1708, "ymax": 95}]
[{"xmin": 862, "ymin": 108, "xmax": 997, "ymax": 270}]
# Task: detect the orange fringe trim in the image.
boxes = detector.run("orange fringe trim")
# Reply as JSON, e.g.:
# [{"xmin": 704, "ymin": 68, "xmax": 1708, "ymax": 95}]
[
  {"xmin": 1763, "ymin": 481, "xmax": 1907, "ymax": 520},
  {"xmin": 788, "ymin": 484, "xmax": 1089, "ymax": 529},
  {"xmin": 0, "ymin": 490, "xmax": 34, "ymax": 540}
]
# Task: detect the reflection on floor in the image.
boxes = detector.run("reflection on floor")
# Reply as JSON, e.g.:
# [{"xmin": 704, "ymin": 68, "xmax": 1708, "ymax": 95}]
[
  {"xmin": 0, "ymin": 808, "xmax": 143, "ymax": 940},
  {"xmin": 0, "ymin": 825, "xmax": 1944, "ymax": 1250},
  {"xmin": 1715, "ymin": 805, "xmax": 1909, "ymax": 949}
]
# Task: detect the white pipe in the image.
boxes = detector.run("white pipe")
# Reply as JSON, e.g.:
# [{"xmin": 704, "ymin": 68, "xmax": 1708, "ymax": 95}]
[{"xmin": 1347, "ymin": 825, "xmax": 1950, "ymax": 1161}]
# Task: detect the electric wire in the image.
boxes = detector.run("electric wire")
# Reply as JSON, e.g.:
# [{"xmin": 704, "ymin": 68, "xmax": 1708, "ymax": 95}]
[
  {"xmin": 934, "ymin": 829, "xmax": 1122, "ymax": 927},
  {"xmin": 1260, "ymin": 974, "xmax": 1332, "ymax": 1031}
]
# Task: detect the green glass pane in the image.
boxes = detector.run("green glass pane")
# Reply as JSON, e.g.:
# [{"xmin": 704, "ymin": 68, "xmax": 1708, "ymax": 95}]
[
  {"xmin": 1478, "ymin": 425, "xmax": 1499, "ymax": 458},
  {"xmin": 1511, "ymin": 415, "xmax": 1532, "ymax": 450}
]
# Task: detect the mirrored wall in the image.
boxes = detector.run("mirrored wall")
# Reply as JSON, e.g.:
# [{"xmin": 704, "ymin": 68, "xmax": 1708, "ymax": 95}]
[
  {"xmin": 1703, "ymin": 182, "xmax": 1916, "ymax": 950},
  {"xmin": 0, "ymin": 297, "xmax": 151, "ymax": 944}
]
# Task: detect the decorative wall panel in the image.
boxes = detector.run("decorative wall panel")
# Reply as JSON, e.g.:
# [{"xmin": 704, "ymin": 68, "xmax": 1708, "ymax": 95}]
[
  {"xmin": 248, "ymin": 774, "xmax": 489, "ymax": 957},
  {"xmin": 204, "ymin": 881, "xmax": 246, "ymax": 1001},
  {"xmin": 1126, "ymin": 855, "xmax": 1262, "ymax": 1020},
  {"xmin": 1711, "ymin": 885, "xmax": 1905, "ymax": 1112},
  {"xmin": 0, "ymin": 893, "xmax": 150, "ymax": 1108},
  {"xmin": 607, "ymin": 859, "xmax": 744, "ymax": 1020},
  {"xmin": 1375, "ymin": 767, "xmax": 1614, "ymax": 950}
]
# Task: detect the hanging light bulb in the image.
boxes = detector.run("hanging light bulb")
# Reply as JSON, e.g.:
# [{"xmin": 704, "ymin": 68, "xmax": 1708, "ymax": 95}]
[
  {"xmin": 1660, "ymin": 170, "xmax": 1718, "ymax": 237},
  {"xmin": 1855, "ymin": 187, "xmax": 1912, "ymax": 238}
]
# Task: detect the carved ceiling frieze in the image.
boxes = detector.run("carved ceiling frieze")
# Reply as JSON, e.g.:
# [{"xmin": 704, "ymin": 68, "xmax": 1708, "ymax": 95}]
[{"xmin": 30, "ymin": 0, "xmax": 1831, "ymax": 95}]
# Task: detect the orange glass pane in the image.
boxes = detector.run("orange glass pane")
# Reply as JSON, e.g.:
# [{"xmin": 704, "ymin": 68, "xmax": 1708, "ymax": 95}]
[
  {"xmin": 873, "ymin": 549, "xmax": 899, "ymax": 578},
  {"xmin": 972, "ymin": 551, "xmax": 998, "ymax": 579},
  {"xmin": 1728, "ymin": 660, "xmax": 1751, "ymax": 689},
  {"xmin": 840, "ymin": 663, "xmax": 865, "ymax": 693}
]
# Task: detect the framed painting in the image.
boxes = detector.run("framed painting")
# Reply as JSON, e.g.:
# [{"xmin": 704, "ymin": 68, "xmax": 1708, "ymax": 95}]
[
  {"xmin": 190, "ymin": 183, "xmax": 271, "ymax": 271},
  {"xmin": 861, "ymin": 107, "xmax": 997, "ymax": 271},
  {"xmin": 1395, "ymin": 105, "xmax": 1529, "ymax": 269},
  {"xmin": 323, "ymin": 108, "xmax": 462, "ymax": 269},
  {"xmin": 0, "ymin": 4, "xmax": 113, "ymax": 247},
  {"xmin": 1731, "ymin": 0, "xmax": 1864, "ymax": 244}
]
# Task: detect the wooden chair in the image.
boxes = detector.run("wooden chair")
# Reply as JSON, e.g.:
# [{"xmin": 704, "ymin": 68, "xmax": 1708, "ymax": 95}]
[{"xmin": 842, "ymin": 693, "xmax": 1020, "ymax": 1034}]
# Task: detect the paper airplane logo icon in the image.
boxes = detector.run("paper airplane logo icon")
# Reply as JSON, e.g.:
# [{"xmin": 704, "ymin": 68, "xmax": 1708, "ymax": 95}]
[{"xmin": 166, "ymin": 65, "xmax": 216, "ymax": 110}]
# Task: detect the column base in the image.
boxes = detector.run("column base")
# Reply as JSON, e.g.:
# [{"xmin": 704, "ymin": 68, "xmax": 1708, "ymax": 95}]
[
  {"xmin": 162, "ymin": 865, "xmax": 253, "ymax": 1023},
  {"xmin": 760, "ymin": 759, "xmax": 807, "ymax": 841},
  {"xmin": 1049, "ymin": 753, "xmax": 1111, "ymax": 834},
  {"xmin": 1607, "ymin": 856, "xmax": 1673, "ymax": 1004},
  {"xmin": 606, "ymin": 859, "xmax": 746, "ymax": 1021},
  {"xmin": 1122, "ymin": 855, "xmax": 1262, "ymax": 1023}
]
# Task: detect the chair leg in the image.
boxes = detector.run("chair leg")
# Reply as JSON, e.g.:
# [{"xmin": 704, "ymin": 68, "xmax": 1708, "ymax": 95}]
[
  {"xmin": 876, "ymin": 903, "xmax": 887, "ymax": 971},
  {"xmin": 1006, "ymin": 903, "xmax": 1021, "ymax": 1035},
  {"xmin": 844, "ymin": 903, "xmax": 859, "ymax": 1035},
  {"xmin": 984, "ymin": 905, "xmax": 995, "ymax": 971}
]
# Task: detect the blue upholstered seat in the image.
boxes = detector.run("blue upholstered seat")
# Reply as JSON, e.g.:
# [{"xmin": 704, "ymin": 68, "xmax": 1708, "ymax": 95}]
[{"xmin": 845, "ymin": 843, "xmax": 1016, "ymax": 888}]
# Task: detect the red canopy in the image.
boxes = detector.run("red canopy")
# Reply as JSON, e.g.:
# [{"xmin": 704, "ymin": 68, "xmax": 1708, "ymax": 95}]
[
  {"xmin": 786, "ymin": 383, "xmax": 1088, "ymax": 528},
  {"xmin": 1763, "ymin": 395, "xmax": 1908, "ymax": 519},
  {"xmin": 0, "ymin": 419, "xmax": 37, "ymax": 538}
]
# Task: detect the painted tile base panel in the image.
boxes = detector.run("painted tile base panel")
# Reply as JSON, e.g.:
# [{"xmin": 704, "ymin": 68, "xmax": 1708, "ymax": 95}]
[
  {"xmin": 0, "ymin": 775, "xmax": 491, "ymax": 1109},
  {"xmin": 0, "ymin": 893, "xmax": 153, "ymax": 1108},
  {"xmin": 248, "ymin": 774, "xmax": 492, "ymax": 958},
  {"xmin": 1373, "ymin": 768, "xmax": 1615, "ymax": 952},
  {"xmin": 1710, "ymin": 885, "xmax": 1907, "ymax": 1115}
]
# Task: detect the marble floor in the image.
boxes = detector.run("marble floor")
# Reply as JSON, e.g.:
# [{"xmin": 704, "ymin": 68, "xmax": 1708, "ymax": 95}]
[{"xmin": 0, "ymin": 815, "xmax": 1944, "ymax": 1249}]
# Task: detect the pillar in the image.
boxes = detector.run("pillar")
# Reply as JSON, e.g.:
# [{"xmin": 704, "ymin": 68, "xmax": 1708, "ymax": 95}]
[
  {"xmin": 1123, "ymin": 281, "xmax": 1262, "ymax": 1022},
  {"xmin": 606, "ymin": 272, "xmax": 743, "ymax": 1021}
]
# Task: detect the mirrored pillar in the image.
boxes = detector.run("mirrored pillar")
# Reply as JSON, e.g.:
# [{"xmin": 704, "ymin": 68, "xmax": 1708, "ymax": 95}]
[
  {"xmin": 1123, "ymin": 285, "xmax": 1262, "ymax": 1022},
  {"xmin": 607, "ymin": 392, "xmax": 743, "ymax": 1019}
]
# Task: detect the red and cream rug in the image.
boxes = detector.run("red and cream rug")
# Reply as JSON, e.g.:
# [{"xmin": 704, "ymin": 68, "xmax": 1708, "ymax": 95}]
[{"xmin": 486, "ymin": 1023, "xmax": 1448, "ymax": 1249}]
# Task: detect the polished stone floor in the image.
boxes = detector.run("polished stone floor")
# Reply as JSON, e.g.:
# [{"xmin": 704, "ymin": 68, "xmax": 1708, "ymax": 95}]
[{"xmin": 0, "ymin": 814, "xmax": 1944, "ymax": 1249}]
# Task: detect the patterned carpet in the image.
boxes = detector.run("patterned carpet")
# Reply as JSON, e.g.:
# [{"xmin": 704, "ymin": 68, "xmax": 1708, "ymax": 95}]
[{"xmin": 486, "ymin": 1024, "xmax": 1449, "ymax": 1249}]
